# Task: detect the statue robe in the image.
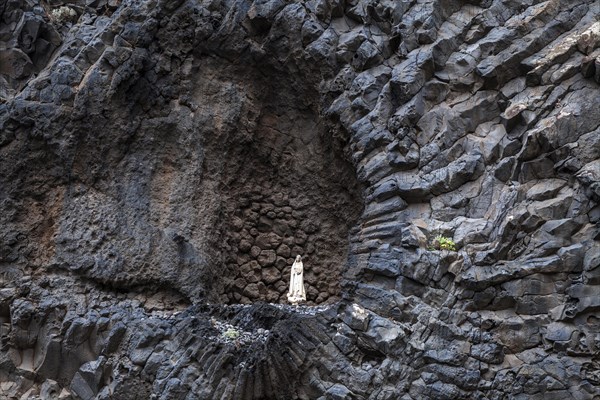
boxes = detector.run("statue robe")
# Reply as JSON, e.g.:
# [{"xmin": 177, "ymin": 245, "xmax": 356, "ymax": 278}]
[{"xmin": 288, "ymin": 259, "xmax": 306, "ymax": 303}]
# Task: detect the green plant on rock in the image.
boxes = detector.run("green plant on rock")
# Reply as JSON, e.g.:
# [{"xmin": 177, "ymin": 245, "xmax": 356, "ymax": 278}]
[
  {"xmin": 432, "ymin": 235, "xmax": 457, "ymax": 251},
  {"xmin": 223, "ymin": 328, "xmax": 240, "ymax": 340},
  {"xmin": 50, "ymin": 6, "xmax": 77, "ymax": 24}
]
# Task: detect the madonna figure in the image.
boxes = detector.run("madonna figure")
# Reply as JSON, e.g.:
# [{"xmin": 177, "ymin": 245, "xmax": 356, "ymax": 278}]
[{"xmin": 287, "ymin": 255, "xmax": 306, "ymax": 304}]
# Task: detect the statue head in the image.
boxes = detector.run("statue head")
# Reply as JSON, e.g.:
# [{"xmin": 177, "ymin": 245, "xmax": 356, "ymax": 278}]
[{"xmin": 296, "ymin": 255, "xmax": 301, "ymax": 262}]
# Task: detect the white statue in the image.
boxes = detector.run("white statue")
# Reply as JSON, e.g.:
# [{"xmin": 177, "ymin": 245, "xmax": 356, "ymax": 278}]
[{"xmin": 287, "ymin": 255, "xmax": 306, "ymax": 304}]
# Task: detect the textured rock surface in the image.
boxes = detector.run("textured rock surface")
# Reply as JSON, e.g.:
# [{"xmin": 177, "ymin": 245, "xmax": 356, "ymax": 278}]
[{"xmin": 0, "ymin": 0, "xmax": 599, "ymax": 398}]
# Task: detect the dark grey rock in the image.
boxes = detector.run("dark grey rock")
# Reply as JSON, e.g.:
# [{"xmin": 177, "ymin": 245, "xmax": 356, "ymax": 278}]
[
  {"xmin": 1, "ymin": 0, "xmax": 599, "ymax": 399},
  {"xmin": 471, "ymin": 343, "xmax": 504, "ymax": 364},
  {"xmin": 325, "ymin": 383, "xmax": 354, "ymax": 400}
]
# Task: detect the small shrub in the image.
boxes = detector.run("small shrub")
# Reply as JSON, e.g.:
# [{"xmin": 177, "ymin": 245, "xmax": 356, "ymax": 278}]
[
  {"xmin": 432, "ymin": 235, "xmax": 457, "ymax": 251},
  {"xmin": 223, "ymin": 328, "xmax": 240, "ymax": 340},
  {"xmin": 51, "ymin": 6, "xmax": 78, "ymax": 24}
]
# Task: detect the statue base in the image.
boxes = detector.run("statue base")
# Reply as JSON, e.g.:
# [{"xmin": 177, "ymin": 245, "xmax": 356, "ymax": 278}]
[{"xmin": 287, "ymin": 295, "xmax": 305, "ymax": 305}]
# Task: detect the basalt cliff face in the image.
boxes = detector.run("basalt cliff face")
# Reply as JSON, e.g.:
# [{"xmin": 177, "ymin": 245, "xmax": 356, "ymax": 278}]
[{"xmin": 1, "ymin": 0, "xmax": 599, "ymax": 399}]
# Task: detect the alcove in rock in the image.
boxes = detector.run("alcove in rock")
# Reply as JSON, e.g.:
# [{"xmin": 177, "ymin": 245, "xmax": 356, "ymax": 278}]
[{"xmin": 194, "ymin": 58, "xmax": 364, "ymax": 305}]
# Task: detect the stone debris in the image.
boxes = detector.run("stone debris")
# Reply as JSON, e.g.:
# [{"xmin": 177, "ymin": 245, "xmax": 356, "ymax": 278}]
[{"xmin": 210, "ymin": 317, "xmax": 270, "ymax": 346}]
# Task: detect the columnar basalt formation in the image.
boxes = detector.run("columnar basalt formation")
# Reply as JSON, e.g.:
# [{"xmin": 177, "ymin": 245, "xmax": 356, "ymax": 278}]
[{"xmin": 0, "ymin": 0, "xmax": 599, "ymax": 399}]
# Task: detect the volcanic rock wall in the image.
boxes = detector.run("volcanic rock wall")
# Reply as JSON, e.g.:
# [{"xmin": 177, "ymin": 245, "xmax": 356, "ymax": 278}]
[{"xmin": 0, "ymin": 0, "xmax": 599, "ymax": 399}]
